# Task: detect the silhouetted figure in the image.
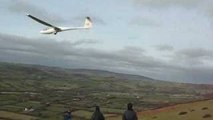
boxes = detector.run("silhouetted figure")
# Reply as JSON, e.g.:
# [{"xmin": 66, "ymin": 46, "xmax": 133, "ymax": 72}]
[
  {"xmin": 64, "ymin": 110, "xmax": 72, "ymax": 120},
  {"xmin": 122, "ymin": 103, "xmax": 138, "ymax": 120},
  {"xmin": 91, "ymin": 106, "xmax": 105, "ymax": 120}
]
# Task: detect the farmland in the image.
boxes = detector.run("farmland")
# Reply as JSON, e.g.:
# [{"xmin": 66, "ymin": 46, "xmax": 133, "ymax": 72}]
[{"xmin": 0, "ymin": 62, "xmax": 213, "ymax": 120}]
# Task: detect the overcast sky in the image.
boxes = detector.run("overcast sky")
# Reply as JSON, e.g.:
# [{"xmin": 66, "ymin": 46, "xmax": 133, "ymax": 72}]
[{"xmin": 0, "ymin": 0, "xmax": 213, "ymax": 84}]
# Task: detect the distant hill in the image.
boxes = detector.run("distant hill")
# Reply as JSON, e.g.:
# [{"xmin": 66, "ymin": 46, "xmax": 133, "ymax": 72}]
[{"xmin": 0, "ymin": 62, "xmax": 213, "ymax": 110}]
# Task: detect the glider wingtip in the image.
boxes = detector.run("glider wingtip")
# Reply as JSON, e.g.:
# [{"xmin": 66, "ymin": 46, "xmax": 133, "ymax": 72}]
[{"xmin": 26, "ymin": 13, "xmax": 31, "ymax": 17}]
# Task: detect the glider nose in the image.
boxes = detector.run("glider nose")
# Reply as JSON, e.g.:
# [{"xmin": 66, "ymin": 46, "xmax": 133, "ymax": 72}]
[
  {"xmin": 40, "ymin": 30, "xmax": 43, "ymax": 33},
  {"xmin": 40, "ymin": 30, "xmax": 46, "ymax": 34}
]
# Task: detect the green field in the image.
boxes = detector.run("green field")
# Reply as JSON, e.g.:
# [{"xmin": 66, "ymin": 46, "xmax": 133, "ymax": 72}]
[{"xmin": 0, "ymin": 62, "xmax": 213, "ymax": 120}]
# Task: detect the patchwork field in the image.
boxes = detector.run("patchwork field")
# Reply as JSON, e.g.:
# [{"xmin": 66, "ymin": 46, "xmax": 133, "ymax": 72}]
[{"xmin": 0, "ymin": 62, "xmax": 213, "ymax": 120}]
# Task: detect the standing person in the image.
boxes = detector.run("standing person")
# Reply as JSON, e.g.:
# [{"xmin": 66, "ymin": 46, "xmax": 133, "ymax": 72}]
[
  {"xmin": 64, "ymin": 110, "xmax": 72, "ymax": 120},
  {"xmin": 64, "ymin": 111, "xmax": 69, "ymax": 120},
  {"xmin": 122, "ymin": 103, "xmax": 138, "ymax": 120},
  {"xmin": 91, "ymin": 106, "xmax": 105, "ymax": 120},
  {"xmin": 67, "ymin": 110, "xmax": 72, "ymax": 120}
]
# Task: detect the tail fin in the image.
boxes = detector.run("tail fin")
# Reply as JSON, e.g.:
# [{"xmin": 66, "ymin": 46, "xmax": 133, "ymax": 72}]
[{"xmin": 84, "ymin": 17, "xmax": 92, "ymax": 29}]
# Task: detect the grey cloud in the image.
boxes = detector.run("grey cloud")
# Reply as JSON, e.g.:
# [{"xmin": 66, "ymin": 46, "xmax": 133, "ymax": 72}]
[
  {"xmin": 129, "ymin": 17, "xmax": 160, "ymax": 27},
  {"xmin": 172, "ymin": 48, "xmax": 213, "ymax": 66},
  {"xmin": 199, "ymin": 1, "xmax": 213, "ymax": 17},
  {"xmin": 118, "ymin": 46, "xmax": 145, "ymax": 55},
  {"xmin": 165, "ymin": 48, "xmax": 213, "ymax": 79},
  {"xmin": 8, "ymin": 0, "xmax": 66, "ymax": 23},
  {"xmin": 0, "ymin": 33, "xmax": 169, "ymax": 75},
  {"xmin": 67, "ymin": 39, "xmax": 100, "ymax": 46},
  {"xmin": 175, "ymin": 66, "xmax": 213, "ymax": 83},
  {"xmin": 133, "ymin": 0, "xmax": 201, "ymax": 7},
  {"xmin": 155, "ymin": 45, "xmax": 174, "ymax": 51},
  {"xmin": 176, "ymin": 48, "xmax": 213, "ymax": 59},
  {"xmin": 133, "ymin": 0, "xmax": 213, "ymax": 19},
  {"xmin": 0, "ymin": 33, "xmax": 213, "ymax": 84},
  {"xmin": 0, "ymin": 33, "xmax": 99, "ymax": 57}
]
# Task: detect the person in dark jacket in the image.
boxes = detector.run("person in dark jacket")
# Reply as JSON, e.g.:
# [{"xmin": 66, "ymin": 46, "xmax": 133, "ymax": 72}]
[
  {"xmin": 91, "ymin": 106, "xmax": 105, "ymax": 120},
  {"xmin": 64, "ymin": 110, "xmax": 72, "ymax": 120},
  {"xmin": 122, "ymin": 103, "xmax": 138, "ymax": 120}
]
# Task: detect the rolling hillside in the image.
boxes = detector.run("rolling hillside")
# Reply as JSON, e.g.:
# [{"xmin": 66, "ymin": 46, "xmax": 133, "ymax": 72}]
[{"xmin": 0, "ymin": 62, "xmax": 213, "ymax": 120}]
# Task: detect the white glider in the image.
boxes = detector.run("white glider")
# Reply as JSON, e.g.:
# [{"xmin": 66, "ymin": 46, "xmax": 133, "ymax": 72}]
[{"xmin": 27, "ymin": 14, "xmax": 92, "ymax": 35}]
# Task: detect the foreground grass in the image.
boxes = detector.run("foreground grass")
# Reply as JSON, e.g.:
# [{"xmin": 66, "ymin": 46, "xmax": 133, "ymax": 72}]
[
  {"xmin": 1, "ymin": 99, "xmax": 212, "ymax": 120},
  {"xmin": 0, "ymin": 111, "xmax": 37, "ymax": 120},
  {"xmin": 108, "ymin": 99, "xmax": 213, "ymax": 120}
]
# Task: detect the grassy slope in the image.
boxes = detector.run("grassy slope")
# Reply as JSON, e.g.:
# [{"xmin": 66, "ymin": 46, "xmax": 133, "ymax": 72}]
[
  {"xmin": 0, "ymin": 111, "xmax": 37, "ymax": 120},
  {"xmin": 109, "ymin": 99, "xmax": 213, "ymax": 120}
]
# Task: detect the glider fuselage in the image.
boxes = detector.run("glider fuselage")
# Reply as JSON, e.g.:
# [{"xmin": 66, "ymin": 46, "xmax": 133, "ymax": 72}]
[{"xmin": 40, "ymin": 28, "xmax": 57, "ymax": 34}]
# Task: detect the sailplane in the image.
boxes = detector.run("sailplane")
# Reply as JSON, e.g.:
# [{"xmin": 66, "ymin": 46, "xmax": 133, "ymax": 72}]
[{"xmin": 27, "ymin": 14, "xmax": 92, "ymax": 35}]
